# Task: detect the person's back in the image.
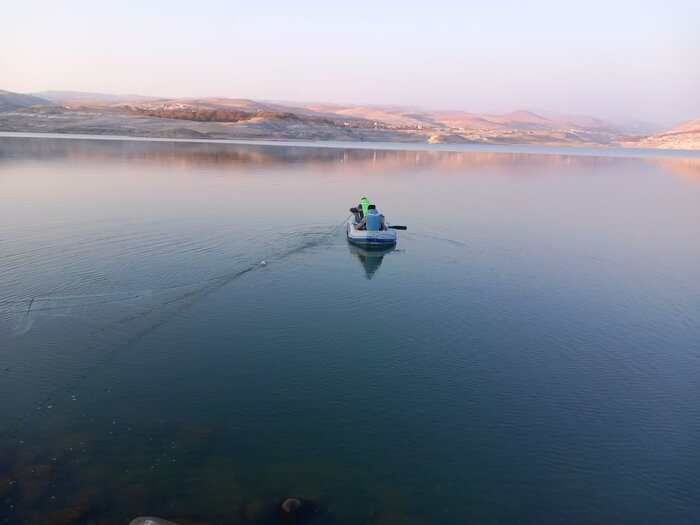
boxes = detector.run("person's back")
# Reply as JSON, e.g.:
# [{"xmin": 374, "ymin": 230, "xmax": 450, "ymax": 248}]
[{"xmin": 365, "ymin": 208, "xmax": 381, "ymax": 231}]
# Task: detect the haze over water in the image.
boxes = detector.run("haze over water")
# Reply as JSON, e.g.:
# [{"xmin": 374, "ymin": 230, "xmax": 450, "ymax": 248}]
[{"xmin": 1, "ymin": 136, "xmax": 700, "ymax": 524}]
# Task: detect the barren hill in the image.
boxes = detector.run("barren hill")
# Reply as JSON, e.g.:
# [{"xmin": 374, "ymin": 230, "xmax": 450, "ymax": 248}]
[
  {"xmin": 667, "ymin": 119, "xmax": 700, "ymax": 135},
  {"xmin": 112, "ymin": 98, "xmax": 283, "ymax": 113},
  {"xmin": 2, "ymin": 89, "xmax": 697, "ymax": 149},
  {"xmin": 0, "ymin": 90, "xmax": 51, "ymax": 109},
  {"xmin": 630, "ymin": 119, "xmax": 700, "ymax": 150}
]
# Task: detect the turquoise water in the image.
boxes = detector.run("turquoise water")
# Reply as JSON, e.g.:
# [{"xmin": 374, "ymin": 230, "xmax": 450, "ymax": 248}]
[{"xmin": 1, "ymin": 136, "xmax": 700, "ymax": 524}]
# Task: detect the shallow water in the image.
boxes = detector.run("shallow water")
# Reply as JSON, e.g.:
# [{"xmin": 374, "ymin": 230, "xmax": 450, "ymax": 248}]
[{"xmin": 1, "ymin": 136, "xmax": 700, "ymax": 524}]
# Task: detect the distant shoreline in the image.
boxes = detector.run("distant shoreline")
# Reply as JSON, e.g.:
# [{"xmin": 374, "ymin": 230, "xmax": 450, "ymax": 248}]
[
  {"xmin": 2, "ymin": 131, "xmax": 700, "ymax": 160},
  {"xmin": 3, "ymin": 89, "xmax": 698, "ymax": 152}
]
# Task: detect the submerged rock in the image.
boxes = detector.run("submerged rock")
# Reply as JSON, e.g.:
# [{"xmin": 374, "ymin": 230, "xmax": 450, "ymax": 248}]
[
  {"xmin": 282, "ymin": 498, "xmax": 302, "ymax": 514},
  {"xmin": 279, "ymin": 497, "xmax": 317, "ymax": 522},
  {"xmin": 164, "ymin": 518, "xmax": 211, "ymax": 525},
  {"xmin": 129, "ymin": 518, "xmax": 182, "ymax": 525}
]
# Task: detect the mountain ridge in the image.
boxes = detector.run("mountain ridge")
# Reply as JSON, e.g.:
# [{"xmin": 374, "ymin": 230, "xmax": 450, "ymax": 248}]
[{"xmin": 1, "ymin": 89, "xmax": 697, "ymax": 150}]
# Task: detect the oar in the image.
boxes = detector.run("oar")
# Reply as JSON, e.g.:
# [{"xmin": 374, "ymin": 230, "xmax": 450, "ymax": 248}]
[{"xmin": 388, "ymin": 225, "xmax": 407, "ymax": 230}]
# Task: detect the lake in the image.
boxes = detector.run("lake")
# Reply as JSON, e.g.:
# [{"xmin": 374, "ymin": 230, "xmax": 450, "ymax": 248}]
[{"xmin": 1, "ymin": 135, "xmax": 699, "ymax": 525}]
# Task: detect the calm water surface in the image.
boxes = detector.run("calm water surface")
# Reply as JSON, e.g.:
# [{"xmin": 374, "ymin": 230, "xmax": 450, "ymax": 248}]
[{"xmin": 1, "ymin": 137, "xmax": 699, "ymax": 524}]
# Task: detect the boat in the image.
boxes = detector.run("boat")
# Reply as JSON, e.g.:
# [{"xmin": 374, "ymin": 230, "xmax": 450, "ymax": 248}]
[{"xmin": 346, "ymin": 218, "xmax": 397, "ymax": 247}]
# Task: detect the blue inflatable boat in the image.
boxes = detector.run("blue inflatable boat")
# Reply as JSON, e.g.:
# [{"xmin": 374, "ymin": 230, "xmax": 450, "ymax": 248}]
[{"xmin": 346, "ymin": 219, "xmax": 397, "ymax": 247}]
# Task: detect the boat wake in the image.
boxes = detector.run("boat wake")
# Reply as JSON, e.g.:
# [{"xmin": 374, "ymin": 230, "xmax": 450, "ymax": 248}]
[{"xmin": 0, "ymin": 217, "xmax": 350, "ymax": 439}]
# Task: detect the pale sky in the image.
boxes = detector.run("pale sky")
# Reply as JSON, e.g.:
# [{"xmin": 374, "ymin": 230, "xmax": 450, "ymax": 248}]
[{"xmin": 2, "ymin": 0, "xmax": 699, "ymax": 124}]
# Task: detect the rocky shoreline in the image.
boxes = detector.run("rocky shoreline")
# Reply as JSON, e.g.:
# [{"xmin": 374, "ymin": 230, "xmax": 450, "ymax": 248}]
[{"xmin": 0, "ymin": 428, "xmax": 420, "ymax": 525}]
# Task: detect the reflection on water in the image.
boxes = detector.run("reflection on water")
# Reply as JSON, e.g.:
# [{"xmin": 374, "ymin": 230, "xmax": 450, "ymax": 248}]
[
  {"xmin": 1, "ymin": 136, "xmax": 700, "ymax": 525},
  {"xmin": 1, "ymin": 135, "xmax": 699, "ymax": 182},
  {"xmin": 348, "ymin": 244, "xmax": 396, "ymax": 279},
  {"xmin": 648, "ymin": 156, "xmax": 700, "ymax": 182}
]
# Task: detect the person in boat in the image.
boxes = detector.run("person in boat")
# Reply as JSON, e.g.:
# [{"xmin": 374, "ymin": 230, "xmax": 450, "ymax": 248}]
[
  {"xmin": 355, "ymin": 204, "xmax": 386, "ymax": 231},
  {"xmin": 350, "ymin": 197, "xmax": 371, "ymax": 223}
]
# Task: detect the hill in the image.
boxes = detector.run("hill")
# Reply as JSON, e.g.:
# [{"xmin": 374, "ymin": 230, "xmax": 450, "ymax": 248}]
[
  {"xmin": 0, "ymin": 90, "xmax": 51, "ymax": 109},
  {"xmin": 631, "ymin": 119, "xmax": 700, "ymax": 150},
  {"xmin": 1, "ymin": 88, "xmax": 696, "ymax": 149}
]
